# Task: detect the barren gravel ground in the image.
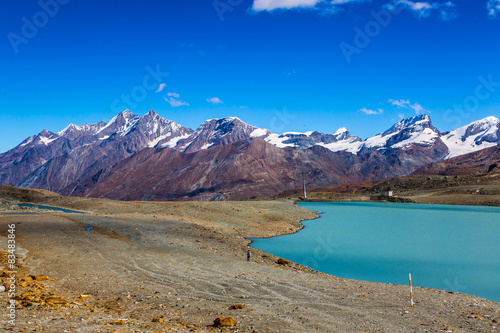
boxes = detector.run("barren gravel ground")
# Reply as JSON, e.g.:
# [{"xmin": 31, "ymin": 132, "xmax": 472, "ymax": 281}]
[{"xmin": 1, "ymin": 191, "xmax": 500, "ymax": 332}]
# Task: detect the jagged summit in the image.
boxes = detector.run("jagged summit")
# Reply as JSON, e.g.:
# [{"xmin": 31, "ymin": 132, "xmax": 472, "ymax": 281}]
[
  {"xmin": 382, "ymin": 114, "xmax": 433, "ymax": 136},
  {"xmin": 179, "ymin": 116, "xmax": 267, "ymax": 153}
]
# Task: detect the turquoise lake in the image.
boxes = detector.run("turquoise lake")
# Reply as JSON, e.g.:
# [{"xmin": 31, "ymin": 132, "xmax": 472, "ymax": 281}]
[{"xmin": 250, "ymin": 202, "xmax": 500, "ymax": 303}]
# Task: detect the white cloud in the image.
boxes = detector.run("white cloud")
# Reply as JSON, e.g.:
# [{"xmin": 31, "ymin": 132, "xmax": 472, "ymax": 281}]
[
  {"xmin": 253, "ymin": 0, "xmax": 320, "ymax": 11},
  {"xmin": 164, "ymin": 93, "xmax": 189, "ymax": 107},
  {"xmin": 206, "ymin": 97, "xmax": 224, "ymax": 105},
  {"xmin": 167, "ymin": 92, "xmax": 180, "ymax": 98},
  {"xmin": 389, "ymin": 99, "xmax": 411, "ymax": 108},
  {"xmin": 155, "ymin": 83, "xmax": 166, "ymax": 93},
  {"xmin": 252, "ymin": 0, "xmax": 363, "ymax": 12},
  {"xmin": 488, "ymin": 0, "xmax": 500, "ymax": 17},
  {"xmin": 389, "ymin": 99, "xmax": 429, "ymax": 114},
  {"xmin": 359, "ymin": 107, "xmax": 384, "ymax": 115},
  {"xmin": 386, "ymin": 0, "xmax": 457, "ymax": 19}
]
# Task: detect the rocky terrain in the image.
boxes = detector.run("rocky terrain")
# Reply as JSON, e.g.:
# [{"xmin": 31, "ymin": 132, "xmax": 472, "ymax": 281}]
[{"xmin": 1, "ymin": 186, "xmax": 499, "ymax": 332}]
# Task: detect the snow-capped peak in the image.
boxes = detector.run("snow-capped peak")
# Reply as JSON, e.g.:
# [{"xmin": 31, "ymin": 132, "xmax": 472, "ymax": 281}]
[
  {"xmin": 442, "ymin": 116, "xmax": 500, "ymax": 159},
  {"xmin": 383, "ymin": 114, "xmax": 432, "ymax": 136},
  {"xmin": 95, "ymin": 110, "xmax": 141, "ymax": 137},
  {"xmin": 56, "ymin": 122, "xmax": 106, "ymax": 137},
  {"xmin": 35, "ymin": 130, "xmax": 58, "ymax": 146},
  {"xmin": 178, "ymin": 117, "xmax": 263, "ymax": 153},
  {"xmin": 334, "ymin": 127, "xmax": 348, "ymax": 135},
  {"xmin": 360, "ymin": 114, "xmax": 439, "ymax": 151},
  {"xmin": 57, "ymin": 123, "xmax": 77, "ymax": 136}
]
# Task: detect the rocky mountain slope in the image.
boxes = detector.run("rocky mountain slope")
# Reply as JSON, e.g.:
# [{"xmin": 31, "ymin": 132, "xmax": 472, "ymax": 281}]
[
  {"xmin": 1, "ymin": 111, "xmax": 499, "ymax": 200},
  {"xmin": 412, "ymin": 144, "xmax": 500, "ymax": 176}
]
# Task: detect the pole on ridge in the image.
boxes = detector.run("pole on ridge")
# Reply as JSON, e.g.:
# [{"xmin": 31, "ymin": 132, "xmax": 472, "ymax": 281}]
[{"xmin": 300, "ymin": 171, "xmax": 307, "ymax": 200}]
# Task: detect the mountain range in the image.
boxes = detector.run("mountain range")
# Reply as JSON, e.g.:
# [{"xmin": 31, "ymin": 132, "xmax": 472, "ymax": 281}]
[{"xmin": 1, "ymin": 110, "xmax": 499, "ymax": 200}]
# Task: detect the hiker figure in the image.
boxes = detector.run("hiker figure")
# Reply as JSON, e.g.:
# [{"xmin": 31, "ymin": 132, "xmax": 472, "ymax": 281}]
[{"xmin": 247, "ymin": 249, "xmax": 251, "ymax": 262}]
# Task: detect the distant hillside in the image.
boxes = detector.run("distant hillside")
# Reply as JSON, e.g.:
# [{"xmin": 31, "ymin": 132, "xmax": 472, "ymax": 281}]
[{"xmin": 412, "ymin": 144, "xmax": 500, "ymax": 176}]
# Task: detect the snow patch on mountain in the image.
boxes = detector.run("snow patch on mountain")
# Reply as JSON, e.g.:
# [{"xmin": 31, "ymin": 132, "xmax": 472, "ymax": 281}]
[
  {"xmin": 390, "ymin": 128, "xmax": 439, "ymax": 148},
  {"xmin": 161, "ymin": 133, "xmax": 191, "ymax": 148},
  {"xmin": 318, "ymin": 137, "xmax": 364, "ymax": 154},
  {"xmin": 38, "ymin": 136, "xmax": 59, "ymax": 145},
  {"xmin": 250, "ymin": 128, "xmax": 268, "ymax": 137},
  {"xmin": 264, "ymin": 134, "xmax": 296, "ymax": 148},
  {"xmin": 19, "ymin": 136, "xmax": 35, "ymax": 147},
  {"xmin": 148, "ymin": 132, "xmax": 173, "ymax": 148}
]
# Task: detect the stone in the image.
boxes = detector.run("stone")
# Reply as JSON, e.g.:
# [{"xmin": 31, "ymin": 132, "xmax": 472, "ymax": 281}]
[
  {"xmin": 213, "ymin": 317, "xmax": 236, "ymax": 327},
  {"xmin": 277, "ymin": 258, "xmax": 291, "ymax": 265},
  {"xmin": 31, "ymin": 275, "xmax": 48, "ymax": 281},
  {"xmin": 152, "ymin": 317, "xmax": 164, "ymax": 323},
  {"xmin": 45, "ymin": 297, "xmax": 67, "ymax": 305},
  {"xmin": 110, "ymin": 319, "xmax": 125, "ymax": 325},
  {"xmin": 229, "ymin": 304, "xmax": 247, "ymax": 310}
]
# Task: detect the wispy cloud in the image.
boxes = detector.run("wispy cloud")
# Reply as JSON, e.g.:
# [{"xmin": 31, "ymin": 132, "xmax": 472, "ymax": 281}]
[
  {"xmin": 253, "ymin": 0, "xmax": 320, "ymax": 11},
  {"xmin": 252, "ymin": 0, "xmax": 364, "ymax": 12},
  {"xmin": 164, "ymin": 92, "xmax": 189, "ymax": 107},
  {"xmin": 389, "ymin": 99, "xmax": 429, "ymax": 114},
  {"xmin": 206, "ymin": 97, "xmax": 224, "ymax": 105},
  {"xmin": 155, "ymin": 83, "xmax": 166, "ymax": 93},
  {"xmin": 167, "ymin": 92, "xmax": 180, "ymax": 98},
  {"xmin": 488, "ymin": 0, "xmax": 500, "ymax": 17},
  {"xmin": 359, "ymin": 107, "xmax": 384, "ymax": 115},
  {"xmin": 385, "ymin": 0, "xmax": 457, "ymax": 20}
]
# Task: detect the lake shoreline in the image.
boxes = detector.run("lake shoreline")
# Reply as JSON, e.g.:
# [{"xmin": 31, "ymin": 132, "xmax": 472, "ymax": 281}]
[{"xmin": 1, "ymin": 187, "xmax": 500, "ymax": 332}]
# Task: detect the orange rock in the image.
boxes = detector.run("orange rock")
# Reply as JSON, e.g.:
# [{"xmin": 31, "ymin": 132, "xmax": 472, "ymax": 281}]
[
  {"xmin": 45, "ymin": 297, "xmax": 67, "ymax": 304},
  {"xmin": 31, "ymin": 275, "xmax": 48, "ymax": 281},
  {"xmin": 213, "ymin": 317, "xmax": 236, "ymax": 327},
  {"xmin": 110, "ymin": 319, "xmax": 125, "ymax": 325}
]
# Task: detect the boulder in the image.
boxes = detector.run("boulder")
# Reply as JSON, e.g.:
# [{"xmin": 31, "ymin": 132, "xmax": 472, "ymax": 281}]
[{"xmin": 213, "ymin": 317, "xmax": 236, "ymax": 327}]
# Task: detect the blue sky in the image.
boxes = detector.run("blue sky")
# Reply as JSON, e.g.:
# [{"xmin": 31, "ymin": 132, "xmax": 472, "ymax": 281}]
[{"xmin": 1, "ymin": 0, "xmax": 499, "ymax": 152}]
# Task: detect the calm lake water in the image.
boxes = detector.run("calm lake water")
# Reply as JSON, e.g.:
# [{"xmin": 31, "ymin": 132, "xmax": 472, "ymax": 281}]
[
  {"xmin": 16, "ymin": 203, "xmax": 84, "ymax": 214},
  {"xmin": 251, "ymin": 202, "xmax": 500, "ymax": 303}
]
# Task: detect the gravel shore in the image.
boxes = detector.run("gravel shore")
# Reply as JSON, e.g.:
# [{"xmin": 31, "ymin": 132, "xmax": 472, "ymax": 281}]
[{"xmin": 1, "ymin": 193, "xmax": 499, "ymax": 332}]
